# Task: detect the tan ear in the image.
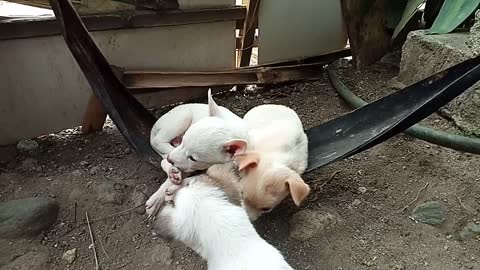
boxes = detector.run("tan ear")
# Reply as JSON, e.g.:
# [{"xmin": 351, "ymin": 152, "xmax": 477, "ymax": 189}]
[
  {"xmin": 286, "ymin": 174, "xmax": 310, "ymax": 206},
  {"xmin": 234, "ymin": 152, "xmax": 260, "ymax": 171},
  {"xmin": 223, "ymin": 139, "xmax": 248, "ymax": 157}
]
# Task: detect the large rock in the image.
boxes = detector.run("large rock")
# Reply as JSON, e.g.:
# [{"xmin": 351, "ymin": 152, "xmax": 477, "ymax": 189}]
[
  {"xmin": 0, "ymin": 197, "xmax": 59, "ymax": 239},
  {"xmin": 0, "ymin": 251, "xmax": 49, "ymax": 270},
  {"xmin": 459, "ymin": 222, "xmax": 480, "ymax": 240},
  {"xmin": 410, "ymin": 201, "xmax": 445, "ymax": 225},
  {"xmin": 397, "ymin": 28, "xmax": 480, "ymax": 136}
]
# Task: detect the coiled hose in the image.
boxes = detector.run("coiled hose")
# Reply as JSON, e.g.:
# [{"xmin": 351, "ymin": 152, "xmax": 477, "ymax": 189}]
[{"xmin": 326, "ymin": 67, "xmax": 480, "ymax": 154}]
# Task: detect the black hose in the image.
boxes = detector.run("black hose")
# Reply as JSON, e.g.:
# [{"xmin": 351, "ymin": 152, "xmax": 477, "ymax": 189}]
[{"xmin": 327, "ymin": 67, "xmax": 480, "ymax": 154}]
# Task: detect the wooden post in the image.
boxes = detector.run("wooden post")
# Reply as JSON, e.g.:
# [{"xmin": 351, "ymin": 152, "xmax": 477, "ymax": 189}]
[
  {"xmin": 80, "ymin": 66, "xmax": 124, "ymax": 134},
  {"xmin": 238, "ymin": 0, "xmax": 260, "ymax": 67},
  {"xmin": 80, "ymin": 95, "xmax": 107, "ymax": 133},
  {"xmin": 340, "ymin": 0, "xmax": 391, "ymax": 68}
]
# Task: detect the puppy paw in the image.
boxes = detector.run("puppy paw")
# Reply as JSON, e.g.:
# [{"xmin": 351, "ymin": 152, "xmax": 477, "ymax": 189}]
[
  {"xmin": 169, "ymin": 167, "xmax": 183, "ymax": 184},
  {"xmin": 145, "ymin": 191, "xmax": 166, "ymax": 219}
]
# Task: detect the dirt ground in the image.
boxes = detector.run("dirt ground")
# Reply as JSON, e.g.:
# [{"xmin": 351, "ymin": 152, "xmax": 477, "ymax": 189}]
[{"xmin": 1, "ymin": 58, "xmax": 480, "ymax": 270}]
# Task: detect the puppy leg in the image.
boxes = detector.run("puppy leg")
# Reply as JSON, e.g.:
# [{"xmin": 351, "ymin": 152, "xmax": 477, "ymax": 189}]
[
  {"xmin": 146, "ymin": 180, "xmax": 174, "ymax": 219},
  {"xmin": 161, "ymin": 159, "xmax": 183, "ymax": 185},
  {"xmin": 165, "ymin": 178, "xmax": 193, "ymax": 203}
]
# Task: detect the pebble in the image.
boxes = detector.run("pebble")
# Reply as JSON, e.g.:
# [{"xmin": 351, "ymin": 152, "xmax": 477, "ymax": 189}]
[
  {"xmin": 351, "ymin": 199, "xmax": 362, "ymax": 207},
  {"xmin": 150, "ymin": 242, "xmax": 173, "ymax": 266},
  {"xmin": 62, "ymin": 248, "xmax": 77, "ymax": 264},
  {"xmin": 358, "ymin": 187, "xmax": 367, "ymax": 194}
]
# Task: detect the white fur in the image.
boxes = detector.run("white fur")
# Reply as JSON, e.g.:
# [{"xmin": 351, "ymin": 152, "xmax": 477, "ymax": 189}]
[
  {"xmin": 156, "ymin": 179, "xmax": 293, "ymax": 270},
  {"xmin": 147, "ymin": 89, "xmax": 250, "ymax": 217}
]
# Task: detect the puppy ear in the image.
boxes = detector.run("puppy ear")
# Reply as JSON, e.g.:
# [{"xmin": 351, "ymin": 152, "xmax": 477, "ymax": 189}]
[
  {"xmin": 208, "ymin": 89, "xmax": 222, "ymax": 117},
  {"xmin": 286, "ymin": 174, "xmax": 310, "ymax": 206},
  {"xmin": 234, "ymin": 152, "xmax": 260, "ymax": 171},
  {"xmin": 223, "ymin": 139, "xmax": 248, "ymax": 157}
]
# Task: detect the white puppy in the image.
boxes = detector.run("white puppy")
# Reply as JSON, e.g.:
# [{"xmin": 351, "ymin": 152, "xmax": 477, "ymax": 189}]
[
  {"xmin": 146, "ymin": 90, "xmax": 250, "ymax": 217},
  {"xmin": 152, "ymin": 163, "xmax": 293, "ymax": 270},
  {"xmin": 234, "ymin": 104, "xmax": 310, "ymax": 220}
]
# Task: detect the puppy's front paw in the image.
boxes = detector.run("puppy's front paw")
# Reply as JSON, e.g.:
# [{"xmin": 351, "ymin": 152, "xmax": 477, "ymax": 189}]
[
  {"xmin": 145, "ymin": 191, "xmax": 165, "ymax": 219},
  {"xmin": 165, "ymin": 184, "xmax": 182, "ymax": 203},
  {"xmin": 169, "ymin": 167, "xmax": 183, "ymax": 184}
]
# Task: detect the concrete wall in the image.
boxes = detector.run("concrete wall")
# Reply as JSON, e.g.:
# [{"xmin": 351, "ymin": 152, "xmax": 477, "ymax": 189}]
[
  {"xmin": 0, "ymin": 19, "xmax": 235, "ymax": 145},
  {"xmin": 257, "ymin": 0, "xmax": 347, "ymax": 64}
]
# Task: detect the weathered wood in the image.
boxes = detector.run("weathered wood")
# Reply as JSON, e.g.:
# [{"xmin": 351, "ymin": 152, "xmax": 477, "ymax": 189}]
[
  {"xmin": 236, "ymin": 35, "xmax": 258, "ymax": 49},
  {"xmin": 112, "ymin": 0, "xmax": 178, "ymax": 10},
  {"xmin": 340, "ymin": 0, "xmax": 391, "ymax": 68},
  {"xmin": 238, "ymin": 0, "xmax": 260, "ymax": 67},
  {"xmin": 0, "ymin": 6, "xmax": 246, "ymax": 40},
  {"xmin": 122, "ymin": 62, "xmax": 325, "ymax": 89},
  {"xmin": 81, "ymin": 94, "xmax": 107, "ymax": 133}
]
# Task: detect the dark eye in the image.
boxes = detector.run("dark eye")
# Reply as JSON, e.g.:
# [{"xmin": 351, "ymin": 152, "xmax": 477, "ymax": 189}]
[
  {"xmin": 188, "ymin": 155, "xmax": 197, "ymax": 162},
  {"xmin": 260, "ymin": 207, "xmax": 272, "ymax": 213}
]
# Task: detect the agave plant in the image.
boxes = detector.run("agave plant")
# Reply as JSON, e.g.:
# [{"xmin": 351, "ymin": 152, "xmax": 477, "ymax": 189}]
[{"xmin": 391, "ymin": 0, "xmax": 480, "ymax": 39}]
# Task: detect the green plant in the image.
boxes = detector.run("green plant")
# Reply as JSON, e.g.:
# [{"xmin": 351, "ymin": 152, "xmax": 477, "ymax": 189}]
[{"xmin": 391, "ymin": 0, "xmax": 480, "ymax": 39}]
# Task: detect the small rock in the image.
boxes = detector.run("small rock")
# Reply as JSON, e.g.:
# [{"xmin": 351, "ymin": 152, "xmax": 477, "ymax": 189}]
[
  {"xmin": 358, "ymin": 187, "xmax": 367, "ymax": 194},
  {"xmin": 351, "ymin": 199, "xmax": 362, "ymax": 207},
  {"xmin": 1, "ymin": 251, "xmax": 49, "ymax": 270},
  {"xmin": 96, "ymin": 182, "xmax": 126, "ymax": 205},
  {"xmin": 89, "ymin": 166, "xmax": 101, "ymax": 175},
  {"xmin": 0, "ymin": 197, "xmax": 59, "ymax": 239},
  {"xmin": 289, "ymin": 209, "xmax": 337, "ymax": 241},
  {"xmin": 79, "ymin": 161, "xmax": 89, "ymax": 167},
  {"xmin": 16, "ymin": 139, "xmax": 39, "ymax": 153},
  {"xmin": 410, "ymin": 201, "xmax": 445, "ymax": 225},
  {"xmin": 71, "ymin": 169, "xmax": 83, "ymax": 177},
  {"xmin": 150, "ymin": 243, "xmax": 173, "ymax": 266},
  {"xmin": 124, "ymin": 148, "xmax": 132, "ymax": 155},
  {"xmin": 62, "ymin": 248, "xmax": 77, "ymax": 264},
  {"xmin": 21, "ymin": 158, "xmax": 38, "ymax": 171},
  {"xmin": 459, "ymin": 222, "xmax": 480, "ymax": 240},
  {"xmin": 131, "ymin": 189, "xmax": 147, "ymax": 215}
]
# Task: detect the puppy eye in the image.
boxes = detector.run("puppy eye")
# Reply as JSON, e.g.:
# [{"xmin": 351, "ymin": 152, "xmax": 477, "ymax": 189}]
[
  {"xmin": 188, "ymin": 155, "xmax": 197, "ymax": 162},
  {"xmin": 260, "ymin": 207, "xmax": 272, "ymax": 213}
]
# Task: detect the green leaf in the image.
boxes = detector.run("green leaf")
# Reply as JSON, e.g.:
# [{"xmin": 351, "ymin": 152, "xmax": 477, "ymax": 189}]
[
  {"xmin": 392, "ymin": 0, "xmax": 426, "ymax": 39},
  {"xmin": 428, "ymin": 0, "xmax": 480, "ymax": 34}
]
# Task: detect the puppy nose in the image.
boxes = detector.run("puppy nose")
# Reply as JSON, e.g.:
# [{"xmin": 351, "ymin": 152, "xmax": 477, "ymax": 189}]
[{"xmin": 166, "ymin": 155, "xmax": 174, "ymax": 165}]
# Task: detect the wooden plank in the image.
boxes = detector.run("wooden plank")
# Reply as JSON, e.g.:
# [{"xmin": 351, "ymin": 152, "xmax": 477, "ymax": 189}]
[
  {"xmin": 340, "ymin": 0, "xmax": 391, "ymax": 68},
  {"xmin": 80, "ymin": 94, "xmax": 107, "ymax": 133},
  {"xmin": 122, "ymin": 62, "xmax": 325, "ymax": 89},
  {"xmin": 238, "ymin": 0, "xmax": 260, "ymax": 67},
  {"xmin": 0, "ymin": 6, "xmax": 246, "ymax": 40},
  {"xmin": 112, "ymin": 0, "xmax": 179, "ymax": 10}
]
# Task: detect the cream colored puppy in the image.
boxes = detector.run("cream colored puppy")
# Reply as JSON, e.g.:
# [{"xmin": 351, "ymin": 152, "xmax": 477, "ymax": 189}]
[{"xmin": 235, "ymin": 104, "xmax": 310, "ymax": 220}]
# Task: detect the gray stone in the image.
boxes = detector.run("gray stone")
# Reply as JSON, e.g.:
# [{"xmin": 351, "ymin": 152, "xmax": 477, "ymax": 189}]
[
  {"xmin": 410, "ymin": 201, "xmax": 445, "ymax": 225},
  {"xmin": 150, "ymin": 243, "xmax": 173, "ymax": 266},
  {"xmin": 398, "ymin": 30, "xmax": 480, "ymax": 136},
  {"xmin": 96, "ymin": 182, "xmax": 126, "ymax": 205},
  {"xmin": 289, "ymin": 209, "xmax": 337, "ymax": 241},
  {"xmin": 467, "ymin": 10, "xmax": 480, "ymax": 56},
  {"xmin": 62, "ymin": 248, "xmax": 77, "ymax": 264},
  {"xmin": 0, "ymin": 197, "xmax": 59, "ymax": 238},
  {"xmin": 459, "ymin": 222, "xmax": 480, "ymax": 240},
  {"xmin": 16, "ymin": 139, "xmax": 39, "ymax": 153},
  {"xmin": 0, "ymin": 251, "xmax": 49, "ymax": 270}
]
